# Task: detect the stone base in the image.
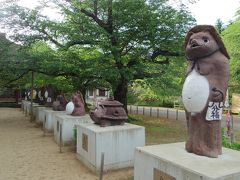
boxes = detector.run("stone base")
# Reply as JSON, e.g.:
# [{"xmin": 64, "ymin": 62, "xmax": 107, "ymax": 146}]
[
  {"xmin": 76, "ymin": 123, "xmax": 145, "ymax": 173},
  {"xmin": 25, "ymin": 101, "xmax": 32, "ymax": 115},
  {"xmin": 43, "ymin": 109, "xmax": 66, "ymax": 133},
  {"xmin": 21, "ymin": 100, "xmax": 27, "ymax": 111},
  {"xmin": 54, "ymin": 114, "xmax": 92, "ymax": 146},
  {"xmin": 32, "ymin": 104, "xmax": 45, "ymax": 120},
  {"xmin": 35, "ymin": 107, "xmax": 50, "ymax": 123},
  {"xmin": 134, "ymin": 142, "xmax": 240, "ymax": 180},
  {"xmin": 22, "ymin": 100, "xmax": 29, "ymax": 114}
]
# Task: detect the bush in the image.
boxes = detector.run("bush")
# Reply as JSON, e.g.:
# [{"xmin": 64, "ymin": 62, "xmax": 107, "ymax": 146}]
[{"xmin": 73, "ymin": 127, "xmax": 77, "ymax": 145}]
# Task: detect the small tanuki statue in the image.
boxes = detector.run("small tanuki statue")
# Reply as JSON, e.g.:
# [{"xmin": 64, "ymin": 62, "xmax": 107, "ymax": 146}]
[
  {"xmin": 44, "ymin": 85, "xmax": 54, "ymax": 107},
  {"xmin": 66, "ymin": 91, "xmax": 85, "ymax": 116},
  {"xmin": 182, "ymin": 25, "xmax": 230, "ymax": 158},
  {"xmin": 90, "ymin": 98, "xmax": 128, "ymax": 127},
  {"xmin": 52, "ymin": 94, "xmax": 68, "ymax": 111},
  {"xmin": 38, "ymin": 86, "xmax": 46, "ymax": 105}
]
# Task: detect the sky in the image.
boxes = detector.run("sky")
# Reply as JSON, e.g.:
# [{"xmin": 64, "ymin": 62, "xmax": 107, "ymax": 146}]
[
  {"xmin": 17, "ymin": 0, "xmax": 240, "ymax": 25},
  {"xmin": 1, "ymin": 0, "xmax": 240, "ymax": 26},
  {"xmin": 187, "ymin": 0, "xmax": 240, "ymax": 25}
]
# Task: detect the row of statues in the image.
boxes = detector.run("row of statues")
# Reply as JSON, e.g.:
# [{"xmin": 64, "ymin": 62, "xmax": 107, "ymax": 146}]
[
  {"xmin": 24, "ymin": 25, "xmax": 229, "ymax": 158},
  {"xmin": 24, "ymin": 87, "xmax": 128, "ymax": 127},
  {"xmin": 24, "ymin": 86, "xmax": 85, "ymax": 116}
]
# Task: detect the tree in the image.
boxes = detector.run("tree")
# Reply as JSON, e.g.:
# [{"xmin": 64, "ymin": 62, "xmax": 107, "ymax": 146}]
[
  {"xmin": 222, "ymin": 22, "xmax": 240, "ymax": 88},
  {"xmin": 215, "ymin": 18, "xmax": 225, "ymax": 34},
  {"xmin": 0, "ymin": 0, "xmax": 195, "ymax": 110},
  {"xmin": 222, "ymin": 9, "xmax": 240, "ymax": 92},
  {"xmin": 0, "ymin": 33, "xmax": 23, "ymax": 86}
]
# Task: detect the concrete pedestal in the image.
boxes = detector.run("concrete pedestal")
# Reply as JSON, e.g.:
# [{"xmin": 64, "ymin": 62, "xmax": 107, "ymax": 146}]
[
  {"xmin": 25, "ymin": 101, "xmax": 32, "ymax": 115},
  {"xmin": 43, "ymin": 110, "xmax": 66, "ymax": 133},
  {"xmin": 21, "ymin": 100, "xmax": 26, "ymax": 111},
  {"xmin": 134, "ymin": 142, "xmax": 240, "ymax": 180},
  {"xmin": 32, "ymin": 104, "xmax": 45, "ymax": 119},
  {"xmin": 35, "ymin": 107, "xmax": 50, "ymax": 123},
  {"xmin": 22, "ymin": 100, "xmax": 28, "ymax": 113},
  {"xmin": 76, "ymin": 123, "xmax": 145, "ymax": 173},
  {"xmin": 54, "ymin": 114, "xmax": 92, "ymax": 146}
]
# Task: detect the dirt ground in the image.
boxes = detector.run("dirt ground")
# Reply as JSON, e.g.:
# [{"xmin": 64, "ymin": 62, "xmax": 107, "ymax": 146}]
[{"xmin": 0, "ymin": 108, "xmax": 133, "ymax": 180}]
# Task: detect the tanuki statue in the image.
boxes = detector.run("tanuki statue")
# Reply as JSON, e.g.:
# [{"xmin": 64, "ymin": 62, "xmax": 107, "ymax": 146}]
[{"xmin": 182, "ymin": 25, "xmax": 230, "ymax": 158}]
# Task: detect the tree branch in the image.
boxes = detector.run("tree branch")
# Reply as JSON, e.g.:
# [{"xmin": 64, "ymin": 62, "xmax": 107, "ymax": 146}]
[
  {"xmin": 41, "ymin": 29, "xmax": 65, "ymax": 48},
  {"xmin": 107, "ymin": 0, "xmax": 113, "ymax": 32},
  {"xmin": 65, "ymin": 39, "xmax": 98, "ymax": 49},
  {"xmin": 94, "ymin": 0, "xmax": 98, "ymax": 16},
  {"xmin": 80, "ymin": 9, "xmax": 111, "ymax": 33},
  {"xmin": 121, "ymin": 45, "xmax": 134, "ymax": 56},
  {"xmin": 151, "ymin": 49, "xmax": 183, "ymax": 60},
  {"xmin": 3, "ymin": 70, "xmax": 30, "ymax": 86}
]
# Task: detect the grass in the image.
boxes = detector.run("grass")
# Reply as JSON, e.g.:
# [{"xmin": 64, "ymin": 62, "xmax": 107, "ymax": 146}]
[
  {"xmin": 129, "ymin": 114, "xmax": 240, "ymax": 152},
  {"xmin": 128, "ymin": 114, "xmax": 188, "ymax": 145}
]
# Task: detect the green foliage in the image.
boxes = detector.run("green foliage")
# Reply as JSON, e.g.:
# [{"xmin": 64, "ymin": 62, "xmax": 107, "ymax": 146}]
[
  {"xmin": 222, "ymin": 128, "xmax": 240, "ymax": 151},
  {"xmin": 128, "ymin": 56, "xmax": 186, "ymax": 107},
  {"xmin": 0, "ymin": 0, "xmax": 195, "ymax": 108},
  {"xmin": 222, "ymin": 17, "xmax": 240, "ymax": 92},
  {"xmin": 215, "ymin": 18, "xmax": 225, "ymax": 34}
]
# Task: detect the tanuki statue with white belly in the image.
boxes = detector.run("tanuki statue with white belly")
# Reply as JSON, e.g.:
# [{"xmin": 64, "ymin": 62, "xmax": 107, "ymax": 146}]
[{"xmin": 182, "ymin": 25, "xmax": 230, "ymax": 158}]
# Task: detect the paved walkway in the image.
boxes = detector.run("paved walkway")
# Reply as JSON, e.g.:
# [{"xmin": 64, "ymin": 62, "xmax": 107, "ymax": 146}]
[{"xmin": 0, "ymin": 108, "xmax": 132, "ymax": 180}]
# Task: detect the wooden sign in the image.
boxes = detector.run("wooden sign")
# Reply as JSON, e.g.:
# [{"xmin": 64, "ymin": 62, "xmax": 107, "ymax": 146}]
[
  {"xmin": 82, "ymin": 133, "xmax": 88, "ymax": 152},
  {"xmin": 154, "ymin": 168, "xmax": 176, "ymax": 180}
]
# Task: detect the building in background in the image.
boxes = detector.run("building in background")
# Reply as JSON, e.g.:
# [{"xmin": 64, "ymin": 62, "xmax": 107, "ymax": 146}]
[{"xmin": 85, "ymin": 88, "xmax": 110, "ymax": 106}]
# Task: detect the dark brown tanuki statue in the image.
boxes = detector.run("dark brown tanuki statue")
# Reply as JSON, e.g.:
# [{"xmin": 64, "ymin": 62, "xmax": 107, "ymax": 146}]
[
  {"xmin": 90, "ymin": 98, "xmax": 128, "ymax": 127},
  {"xmin": 71, "ymin": 91, "xmax": 86, "ymax": 116},
  {"xmin": 52, "ymin": 94, "xmax": 68, "ymax": 111},
  {"xmin": 44, "ymin": 85, "xmax": 54, "ymax": 107},
  {"xmin": 38, "ymin": 86, "xmax": 46, "ymax": 105},
  {"xmin": 182, "ymin": 25, "xmax": 230, "ymax": 158}
]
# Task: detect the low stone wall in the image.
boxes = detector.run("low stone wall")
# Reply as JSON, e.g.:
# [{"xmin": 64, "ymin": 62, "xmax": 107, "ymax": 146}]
[{"xmin": 127, "ymin": 105, "xmax": 186, "ymax": 121}]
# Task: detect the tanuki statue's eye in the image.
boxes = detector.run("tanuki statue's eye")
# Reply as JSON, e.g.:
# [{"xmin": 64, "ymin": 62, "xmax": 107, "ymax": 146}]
[{"xmin": 203, "ymin": 37, "xmax": 209, "ymax": 43}]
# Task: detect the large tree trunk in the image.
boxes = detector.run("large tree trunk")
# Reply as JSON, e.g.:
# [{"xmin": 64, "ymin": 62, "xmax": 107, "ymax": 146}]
[{"xmin": 113, "ymin": 78, "xmax": 128, "ymax": 113}]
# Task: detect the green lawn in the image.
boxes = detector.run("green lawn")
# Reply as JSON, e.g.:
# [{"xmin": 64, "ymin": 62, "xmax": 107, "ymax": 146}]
[
  {"xmin": 129, "ymin": 114, "xmax": 240, "ymax": 151},
  {"xmin": 129, "ymin": 114, "xmax": 188, "ymax": 145}
]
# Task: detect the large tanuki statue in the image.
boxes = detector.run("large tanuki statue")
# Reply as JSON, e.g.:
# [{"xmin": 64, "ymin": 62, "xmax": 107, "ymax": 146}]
[{"xmin": 182, "ymin": 25, "xmax": 230, "ymax": 158}]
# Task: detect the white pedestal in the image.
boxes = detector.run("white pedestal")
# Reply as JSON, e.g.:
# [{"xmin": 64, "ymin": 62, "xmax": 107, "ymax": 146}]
[
  {"xmin": 32, "ymin": 104, "xmax": 45, "ymax": 119},
  {"xmin": 43, "ymin": 110, "xmax": 66, "ymax": 133},
  {"xmin": 76, "ymin": 123, "xmax": 145, "ymax": 173},
  {"xmin": 21, "ymin": 100, "xmax": 26, "ymax": 111},
  {"xmin": 22, "ymin": 100, "xmax": 29, "ymax": 113},
  {"xmin": 35, "ymin": 107, "xmax": 50, "ymax": 123},
  {"xmin": 134, "ymin": 142, "xmax": 240, "ymax": 180},
  {"xmin": 26, "ymin": 101, "xmax": 32, "ymax": 115},
  {"xmin": 54, "ymin": 114, "xmax": 92, "ymax": 146}
]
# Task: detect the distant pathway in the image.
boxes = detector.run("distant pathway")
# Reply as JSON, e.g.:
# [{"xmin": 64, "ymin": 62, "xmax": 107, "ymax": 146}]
[{"xmin": 0, "ymin": 108, "xmax": 132, "ymax": 180}]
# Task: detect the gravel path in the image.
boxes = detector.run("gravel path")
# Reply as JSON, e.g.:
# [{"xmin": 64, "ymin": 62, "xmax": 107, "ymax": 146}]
[{"xmin": 0, "ymin": 108, "xmax": 133, "ymax": 180}]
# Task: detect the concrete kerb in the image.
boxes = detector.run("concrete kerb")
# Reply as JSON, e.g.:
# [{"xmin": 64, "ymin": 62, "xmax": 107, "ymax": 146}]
[
  {"xmin": 127, "ymin": 105, "xmax": 186, "ymax": 121},
  {"xmin": 127, "ymin": 105, "xmax": 240, "ymax": 126}
]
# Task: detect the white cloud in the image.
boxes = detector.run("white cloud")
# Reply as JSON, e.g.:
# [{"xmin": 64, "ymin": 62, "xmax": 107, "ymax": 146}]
[{"xmin": 188, "ymin": 0, "xmax": 240, "ymax": 25}]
